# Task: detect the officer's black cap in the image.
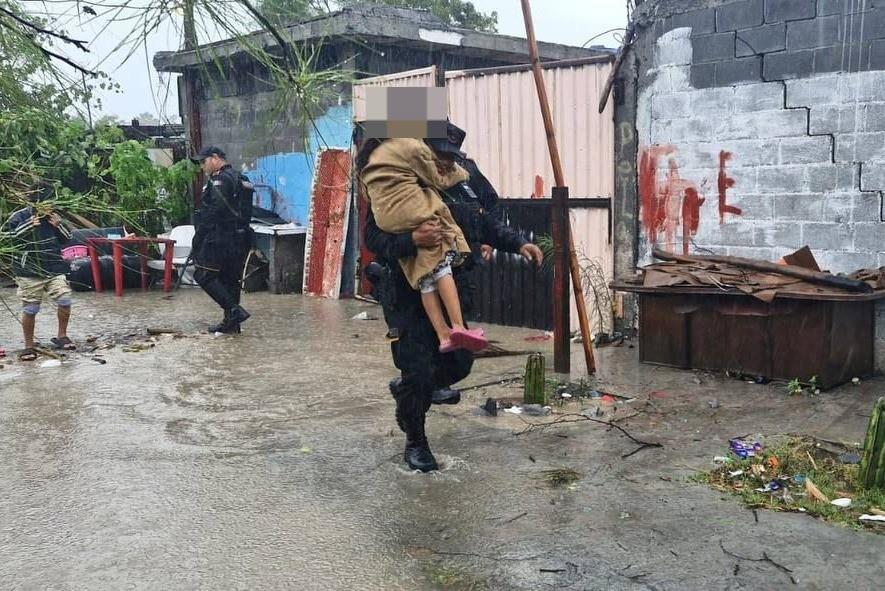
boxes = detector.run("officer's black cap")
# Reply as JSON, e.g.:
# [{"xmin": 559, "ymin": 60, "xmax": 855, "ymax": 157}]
[
  {"xmin": 190, "ymin": 146, "xmax": 226, "ymax": 163},
  {"xmin": 426, "ymin": 122, "xmax": 467, "ymax": 158}
]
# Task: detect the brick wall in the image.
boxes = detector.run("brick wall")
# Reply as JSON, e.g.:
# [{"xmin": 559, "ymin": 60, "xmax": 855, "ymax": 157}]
[{"xmin": 632, "ymin": 0, "xmax": 885, "ymax": 366}]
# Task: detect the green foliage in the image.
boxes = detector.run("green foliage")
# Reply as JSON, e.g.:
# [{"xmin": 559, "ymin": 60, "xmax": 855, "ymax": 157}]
[
  {"xmin": 338, "ymin": 0, "xmax": 498, "ymax": 31},
  {"xmin": 259, "ymin": 0, "xmax": 320, "ymax": 25}
]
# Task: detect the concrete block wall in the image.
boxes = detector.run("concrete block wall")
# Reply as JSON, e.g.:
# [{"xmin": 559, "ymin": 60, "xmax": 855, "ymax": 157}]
[{"xmin": 634, "ymin": 0, "xmax": 885, "ymax": 368}]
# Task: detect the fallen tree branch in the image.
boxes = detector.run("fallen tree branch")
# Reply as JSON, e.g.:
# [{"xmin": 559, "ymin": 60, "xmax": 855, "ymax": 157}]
[
  {"xmin": 719, "ymin": 540, "xmax": 796, "ymax": 584},
  {"xmin": 514, "ymin": 413, "xmax": 663, "ymax": 457}
]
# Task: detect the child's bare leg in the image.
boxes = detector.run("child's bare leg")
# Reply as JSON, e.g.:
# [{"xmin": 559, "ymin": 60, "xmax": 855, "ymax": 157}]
[
  {"xmin": 420, "ymin": 288, "xmax": 451, "ymax": 344},
  {"xmin": 436, "ymin": 272, "xmax": 465, "ymax": 330}
]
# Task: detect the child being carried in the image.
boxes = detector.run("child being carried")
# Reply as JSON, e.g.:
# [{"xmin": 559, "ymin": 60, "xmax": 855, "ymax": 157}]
[{"xmin": 361, "ymin": 137, "xmax": 488, "ymax": 353}]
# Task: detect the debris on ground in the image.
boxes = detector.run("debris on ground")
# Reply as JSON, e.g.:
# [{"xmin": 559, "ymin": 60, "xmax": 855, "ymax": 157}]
[
  {"xmin": 524, "ymin": 331, "xmax": 552, "ymax": 342},
  {"xmin": 481, "ymin": 398, "xmax": 498, "ymax": 417},
  {"xmin": 521, "ymin": 404, "xmax": 551, "ymax": 417},
  {"xmin": 535, "ymin": 468, "xmax": 581, "ymax": 489},
  {"xmin": 351, "ymin": 311, "xmax": 377, "ymax": 321},
  {"xmin": 699, "ymin": 436, "xmax": 885, "ymax": 531}
]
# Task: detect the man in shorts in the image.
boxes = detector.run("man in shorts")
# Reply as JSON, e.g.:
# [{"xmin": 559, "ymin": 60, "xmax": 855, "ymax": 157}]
[{"xmin": 3, "ymin": 182, "xmax": 76, "ymax": 360}]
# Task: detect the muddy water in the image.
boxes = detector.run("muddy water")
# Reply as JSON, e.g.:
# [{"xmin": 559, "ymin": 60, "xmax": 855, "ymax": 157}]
[{"xmin": 2, "ymin": 288, "xmax": 885, "ymax": 590}]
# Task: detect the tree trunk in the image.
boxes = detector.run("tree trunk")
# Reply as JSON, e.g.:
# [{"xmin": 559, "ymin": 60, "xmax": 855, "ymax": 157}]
[{"xmin": 859, "ymin": 397, "xmax": 885, "ymax": 489}]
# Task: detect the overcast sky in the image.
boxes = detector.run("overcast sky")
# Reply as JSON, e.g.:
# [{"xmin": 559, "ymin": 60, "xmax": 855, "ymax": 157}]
[{"xmin": 32, "ymin": 1, "xmax": 629, "ymax": 122}]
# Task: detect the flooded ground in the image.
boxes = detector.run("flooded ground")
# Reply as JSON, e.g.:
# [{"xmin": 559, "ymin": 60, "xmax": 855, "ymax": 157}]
[{"xmin": 1, "ymin": 287, "xmax": 884, "ymax": 590}]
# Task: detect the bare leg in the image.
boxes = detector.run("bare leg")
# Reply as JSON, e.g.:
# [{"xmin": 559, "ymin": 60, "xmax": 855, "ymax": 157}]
[
  {"xmin": 420, "ymin": 290, "xmax": 452, "ymax": 344},
  {"xmin": 436, "ymin": 274, "xmax": 465, "ymax": 331},
  {"xmin": 57, "ymin": 305, "xmax": 70, "ymax": 338},
  {"xmin": 22, "ymin": 312, "xmax": 36, "ymax": 349}
]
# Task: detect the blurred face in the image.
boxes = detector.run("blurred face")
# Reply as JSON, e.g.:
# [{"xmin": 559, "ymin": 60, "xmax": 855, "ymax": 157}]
[{"xmin": 200, "ymin": 154, "xmax": 222, "ymax": 175}]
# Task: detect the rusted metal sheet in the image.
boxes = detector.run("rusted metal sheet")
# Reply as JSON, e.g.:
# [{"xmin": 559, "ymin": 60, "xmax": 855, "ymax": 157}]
[
  {"xmin": 303, "ymin": 149, "xmax": 352, "ymax": 298},
  {"xmin": 445, "ymin": 57, "xmax": 615, "ymax": 200},
  {"xmin": 635, "ymin": 291, "xmax": 875, "ymax": 389},
  {"xmin": 351, "ymin": 66, "xmax": 438, "ymax": 122}
]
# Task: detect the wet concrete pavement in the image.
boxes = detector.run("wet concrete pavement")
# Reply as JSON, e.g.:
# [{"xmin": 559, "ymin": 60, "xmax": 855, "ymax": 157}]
[{"xmin": 1, "ymin": 287, "xmax": 884, "ymax": 590}]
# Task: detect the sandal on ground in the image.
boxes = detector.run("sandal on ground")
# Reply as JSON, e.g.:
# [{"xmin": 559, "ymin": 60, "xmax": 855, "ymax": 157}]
[
  {"xmin": 18, "ymin": 348, "xmax": 39, "ymax": 361},
  {"xmin": 449, "ymin": 327, "xmax": 489, "ymax": 352},
  {"xmin": 51, "ymin": 336, "xmax": 76, "ymax": 351}
]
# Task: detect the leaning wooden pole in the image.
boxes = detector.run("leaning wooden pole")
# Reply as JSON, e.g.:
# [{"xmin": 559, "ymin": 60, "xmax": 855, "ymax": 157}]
[{"xmin": 520, "ymin": 0, "xmax": 596, "ymax": 375}]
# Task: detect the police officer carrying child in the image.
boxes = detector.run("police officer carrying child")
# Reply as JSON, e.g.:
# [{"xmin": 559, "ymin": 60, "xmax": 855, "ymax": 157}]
[
  {"xmin": 360, "ymin": 122, "xmax": 544, "ymax": 472},
  {"xmin": 190, "ymin": 146, "xmax": 254, "ymax": 334}
]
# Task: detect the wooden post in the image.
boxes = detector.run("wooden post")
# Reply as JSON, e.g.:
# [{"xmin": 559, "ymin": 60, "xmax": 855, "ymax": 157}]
[{"xmin": 520, "ymin": 0, "xmax": 596, "ymax": 375}]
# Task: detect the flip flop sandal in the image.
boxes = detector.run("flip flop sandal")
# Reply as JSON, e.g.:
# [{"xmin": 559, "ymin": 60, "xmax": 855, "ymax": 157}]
[
  {"xmin": 18, "ymin": 348, "xmax": 38, "ymax": 361},
  {"xmin": 449, "ymin": 327, "xmax": 489, "ymax": 352},
  {"xmin": 439, "ymin": 339, "xmax": 459, "ymax": 353},
  {"xmin": 51, "ymin": 336, "xmax": 76, "ymax": 351}
]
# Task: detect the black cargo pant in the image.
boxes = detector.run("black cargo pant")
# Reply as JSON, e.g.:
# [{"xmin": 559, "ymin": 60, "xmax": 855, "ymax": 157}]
[
  {"xmin": 193, "ymin": 228, "xmax": 248, "ymax": 312},
  {"xmin": 381, "ymin": 265, "xmax": 476, "ymax": 444}
]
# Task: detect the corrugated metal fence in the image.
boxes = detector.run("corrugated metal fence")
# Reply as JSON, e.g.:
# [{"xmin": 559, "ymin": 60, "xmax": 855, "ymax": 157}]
[{"xmin": 351, "ymin": 58, "xmax": 616, "ymax": 332}]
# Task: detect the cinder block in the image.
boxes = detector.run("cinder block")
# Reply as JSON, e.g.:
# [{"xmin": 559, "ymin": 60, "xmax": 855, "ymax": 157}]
[
  {"xmin": 727, "ymin": 246, "xmax": 777, "ymax": 259},
  {"xmin": 786, "ymin": 73, "xmax": 842, "ymax": 106},
  {"xmin": 665, "ymin": 9, "xmax": 718, "ymax": 36},
  {"xmin": 693, "ymin": 32, "xmax": 736, "ymax": 63},
  {"xmin": 733, "ymin": 81, "xmax": 786, "ymax": 110},
  {"xmin": 787, "ymin": 15, "xmax": 843, "ymax": 50},
  {"xmin": 727, "ymin": 109, "xmax": 809, "ymax": 139},
  {"xmin": 851, "ymin": 191, "xmax": 882, "ymax": 222},
  {"xmin": 728, "ymin": 193, "xmax": 775, "ymax": 218},
  {"xmin": 766, "ymin": 0, "xmax": 817, "ymax": 22},
  {"xmin": 713, "ymin": 221, "xmax": 757, "ymax": 246},
  {"xmin": 805, "ymin": 163, "xmax": 861, "ymax": 191},
  {"xmin": 860, "ymin": 160, "xmax": 885, "ymax": 189},
  {"xmin": 774, "ymin": 193, "xmax": 827, "ymax": 218},
  {"xmin": 758, "ymin": 166, "xmax": 808, "ymax": 191},
  {"xmin": 817, "ymin": 250, "xmax": 878, "ymax": 272},
  {"xmin": 835, "ymin": 132, "xmax": 885, "ymax": 162},
  {"xmin": 802, "ymin": 222, "xmax": 855, "ymax": 250},
  {"xmin": 736, "ymin": 23, "xmax": 787, "ymax": 56},
  {"xmin": 821, "ymin": 192, "xmax": 857, "ymax": 223},
  {"xmin": 814, "ymin": 45, "xmax": 864, "ymax": 74},
  {"xmin": 657, "ymin": 31, "xmax": 695, "ymax": 66},
  {"xmin": 779, "ymin": 136, "xmax": 834, "ymax": 163},
  {"xmin": 716, "ymin": 56, "xmax": 764, "ymax": 84},
  {"xmin": 690, "ymin": 86, "xmax": 737, "ymax": 115},
  {"xmin": 868, "ymin": 39, "xmax": 885, "ymax": 69},
  {"xmin": 717, "ymin": 0, "xmax": 764, "ymax": 31},
  {"xmin": 691, "ymin": 63, "xmax": 717, "ymax": 88},
  {"xmin": 864, "ymin": 103, "xmax": 885, "ymax": 131},
  {"xmin": 754, "ymin": 222, "xmax": 803, "ymax": 247},
  {"xmin": 818, "ymin": 0, "xmax": 873, "ymax": 16},
  {"xmin": 853, "ymin": 221, "xmax": 885, "ymax": 250},
  {"xmin": 764, "ymin": 49, "xmax": 815, "ymax": 79},
  {"xmin": 862, "ymin": 8, "xmax": 885, "ymax": 39},
  {"xmin": 844, "ymin": 70, "xmax": 885, "ymax": 102},
  {"xmin": 809, "ymin": 105, "xmax": 861, "ymax": 134},
  {"xmin": 652, "ymin": 92, "xmax": 693, "ymax": 119}
]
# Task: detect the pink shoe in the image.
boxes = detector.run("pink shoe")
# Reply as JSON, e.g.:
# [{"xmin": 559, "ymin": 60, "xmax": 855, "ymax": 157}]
[{"xmin": 449, "ymin": 327, "xmax": 489, "ymax": 352}]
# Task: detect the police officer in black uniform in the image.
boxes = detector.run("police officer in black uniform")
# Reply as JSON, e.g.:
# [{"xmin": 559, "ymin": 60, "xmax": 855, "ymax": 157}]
[
  {"xmin": 191, "ymin": 146, "xmax": 253, "ymax": 334},
  {"xmin": 360, "ymin": 123, "xmax": 544, "ymax": 472}
]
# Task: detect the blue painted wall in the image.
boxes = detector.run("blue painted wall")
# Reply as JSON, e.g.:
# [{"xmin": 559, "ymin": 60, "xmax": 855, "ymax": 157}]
[{"xmin": 245, "ymin": 104, "xmax": 353, "ymax": 224}]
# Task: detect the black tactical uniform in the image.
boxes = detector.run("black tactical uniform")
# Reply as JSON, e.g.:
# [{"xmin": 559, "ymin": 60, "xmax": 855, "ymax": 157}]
[
  {"xmin": 363, "ymin": 124, "xmax": 529, "ymax": 472},
  {"xmin": 192, "ymin": 151, "xmax": 253, "ymax": 333}
]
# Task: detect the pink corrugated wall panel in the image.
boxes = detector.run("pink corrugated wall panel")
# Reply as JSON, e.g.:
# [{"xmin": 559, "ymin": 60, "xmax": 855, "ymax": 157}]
[
  {"xmin": 447, "ymin": 62, "xmax": 615, "ymax": 332},
  {"xmin": 352, "ymin": 66, "xmax": 438, "ymax": 121}
]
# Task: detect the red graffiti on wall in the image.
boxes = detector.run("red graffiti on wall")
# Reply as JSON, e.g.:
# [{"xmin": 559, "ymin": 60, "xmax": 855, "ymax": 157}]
[
  {"xmin": 639, "ymin": 145, "xmax": 705, "ymax": 254},
  {"xmin": 639, "ymin": 146, "xmax": 742, "ymax": 254},
  {"xmin": 718, "ymin": 151, "xmax": 742, "ymax": 222}
]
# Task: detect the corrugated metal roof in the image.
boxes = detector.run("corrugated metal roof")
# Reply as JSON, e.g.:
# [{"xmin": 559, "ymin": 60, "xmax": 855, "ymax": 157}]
[{"xmin": 351, "ymin": 66, "xmax": 438, "ymax": 122}]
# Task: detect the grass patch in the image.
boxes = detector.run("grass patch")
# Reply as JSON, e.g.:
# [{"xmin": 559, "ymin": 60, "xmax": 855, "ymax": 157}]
[
  {"xmin": 429, "ymin": 567, "xmax": 489, "ymax": 590},
  {"xmin": 534, "ymin": 468, "xmax": 582, "ymax": 489},
  {"xmin": 698, "ymin": 436, "xmax": 885, "ymax": 531}
]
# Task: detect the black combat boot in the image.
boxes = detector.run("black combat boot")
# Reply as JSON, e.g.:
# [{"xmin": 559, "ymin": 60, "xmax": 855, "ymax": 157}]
[
  {"xmin": 208, "ymin": 310, "xmax": 230, "ymax": 333},
  {"xmin": 404, "ymin": 438, "xmax": 438, "ymax": 473},
  {"xmin": 389, "ymin": 377, "xmax": 461, "ymax": 406}
]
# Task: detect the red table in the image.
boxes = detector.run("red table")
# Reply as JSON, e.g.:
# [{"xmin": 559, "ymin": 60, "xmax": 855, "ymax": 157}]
[{"xmin": 86, "ymin": 237, "xmax": 175, "ymax": 296}]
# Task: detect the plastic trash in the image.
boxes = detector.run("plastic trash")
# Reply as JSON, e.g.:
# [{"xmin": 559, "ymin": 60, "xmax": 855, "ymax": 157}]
[
  {"xmin": 838, "ymin": 452, "xmax": 861, "ymax": 465},
  {"xmin": 708, "ymin": 399, "xmax": 720, "ymax": 409},
  {"xmin": 831, "ymin": 498, "xmax": 852, "ymax": 508},
  {"xmin": 713, "ymin": 456, "xmax": 731, "ymax": 465},
  {"xmin": 522, "ymin": 404, "xmax": 551, "ymax": 416},
  {"xmin": 755, "ymin": 481, "xmax": 782, "ymax": 493},
  {"xmin": 730, "ymin": 438, "xmax": 763, "ymax": 459},
  {"xmin": 860, "ymin": 514, "xmax": 885, "ymax": 522},
  {"xmin": 504, "ymin": 406, "xmax": 523, "ymax": 415},
  {"xmin": 351, "ymin": 311, "xmax": 377, "ymax": 320},
  {"xmin": 39, "ymin": 359, "xmax": 62, "ymax": 368},
  {"xmin": 561, "ymin": 393, "xmax": 573, "ymax": 399},
  {"xmin": 728, "ymin": 470, "xmax": 744, "ymax": 478}
]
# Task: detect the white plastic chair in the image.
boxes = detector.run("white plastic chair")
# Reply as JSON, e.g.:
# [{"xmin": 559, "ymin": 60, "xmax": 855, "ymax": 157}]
[{"xmin": 149, "ymin": 225, "xmax": 197, "ymax": 286}]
